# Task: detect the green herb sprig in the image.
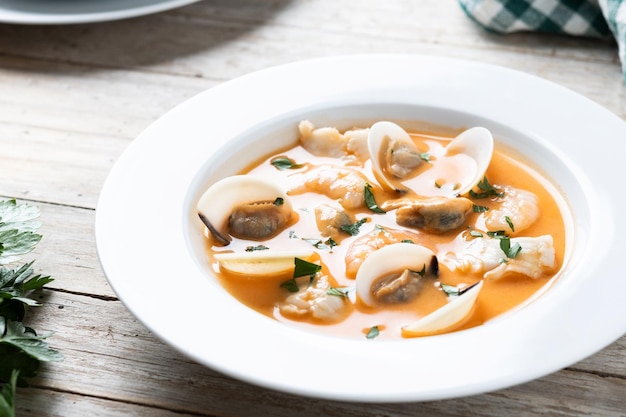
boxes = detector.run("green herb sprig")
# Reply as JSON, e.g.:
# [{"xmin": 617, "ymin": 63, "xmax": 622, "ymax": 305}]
[{"xmin": 0, "ymin": 200, "xmax": 61, "ymax": 417}]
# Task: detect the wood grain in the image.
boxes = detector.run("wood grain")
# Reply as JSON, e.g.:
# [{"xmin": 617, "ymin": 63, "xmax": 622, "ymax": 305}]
[{"xmin": 1, "ymin": 0, "xmax": 624, "ymax": 415}]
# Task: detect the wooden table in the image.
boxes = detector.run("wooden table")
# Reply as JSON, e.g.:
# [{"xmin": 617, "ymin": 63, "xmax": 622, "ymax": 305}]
[{"xmin": 1, "ymin": 1, "xmax": 624, "ymax": 416}]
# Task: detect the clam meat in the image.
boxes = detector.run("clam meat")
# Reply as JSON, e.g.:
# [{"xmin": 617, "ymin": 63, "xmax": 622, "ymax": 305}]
[
  {"xmin": 197, "ymin": 175, "xmax": 293, "ymax": 245},
  {"xmin": 381, "ymin": 196, "xmax": 473, "ymax": 233},
  {"xmin": 355, "ymin": 243, "xmax": 438, "ymax": 307},
  {"xmin": 368, "ymin": 122, "xmax": 494, "ymax": 197}
]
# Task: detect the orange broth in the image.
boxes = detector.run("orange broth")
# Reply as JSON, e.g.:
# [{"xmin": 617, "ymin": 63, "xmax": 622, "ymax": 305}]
[{"xmin": 205, "ymin": 126, "xmax": 568, "ymax": 340}]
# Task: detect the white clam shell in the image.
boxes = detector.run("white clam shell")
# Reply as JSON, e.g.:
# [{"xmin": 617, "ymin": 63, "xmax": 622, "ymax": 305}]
[
  {"xmin": 367, "ymin": 121, "xmax": 418, "ymax": 192},
  {"xmin": 355, "ymin": 243, "xmax": 436, "ymax": 307},
  {"xmin": 197, "ymin": 175, "xmax": 292, "ymax": 244},
  {"xmin": 214, "ymin": 250, "xmax": 316, "ymax": 277},
  {"xmin": 402, "ymin": 280, "xmax": 483, "ymax": 337},
  {"xmin": 445, "ymin": 127, "xmax": 494, "ymax": 196}
]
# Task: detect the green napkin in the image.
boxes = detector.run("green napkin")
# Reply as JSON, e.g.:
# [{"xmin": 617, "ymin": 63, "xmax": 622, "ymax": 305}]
[{"xmin": 458, "ymin": 0, "xmax": 626, "ymax": 81}]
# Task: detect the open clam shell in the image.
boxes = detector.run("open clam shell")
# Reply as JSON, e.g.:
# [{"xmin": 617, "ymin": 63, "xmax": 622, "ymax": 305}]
[
  {"xmin": 197, "ymin": 175, "xmax": 292, "ymax": 245},
  {"xmin": 444, "ymin": 127, "xmax": 494, "ymax": 196},
  {"xmin": 355, "ymin": 243, "xmax": 437, "ymax": 307},
  {"xmin": 214, "ymin": 250, "xmax": 316, "ymax": 277},
  {"xmin": 401, "ymin": 280, "xmax": 483, "ymax": 337},
  {"xmin": 367, "ymin": 121, "xmax": 422, "ymax": 192}
]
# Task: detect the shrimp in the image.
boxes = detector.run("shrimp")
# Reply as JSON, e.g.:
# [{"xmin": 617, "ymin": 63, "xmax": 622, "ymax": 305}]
[
  {"xmin": 314, "ymin": 203, "xmax": 354, "ymax": 240},
  {"xmin": 484, "ymin": 186, "xmax": 539, "ymax": 235},
  {"xmin": 298, "ymin": 120, "xmax": 370, "ymax": 165},
  {"xmin": 278, "ymin": 274, "xmax": 348, "ymax": 322},
  {"xmin": 288, "ymin": 165, "xmax": 367, "ymax": 210},
  {"xmin": 344, "ymin": 226, "xmax": 422, "ymax": 278},
  {"xmin": 299, "ymin": 120, "xmax": 346, "ymax": 158},
  {"xmin": 444, "ymin": 234, "xmax": 555, "ymax": 280}
]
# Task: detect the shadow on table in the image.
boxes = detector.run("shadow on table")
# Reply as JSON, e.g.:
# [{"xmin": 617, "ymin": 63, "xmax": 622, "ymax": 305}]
[{"xmin": 0, "ymin": 0, "xmax": 294, "ymax": 73}]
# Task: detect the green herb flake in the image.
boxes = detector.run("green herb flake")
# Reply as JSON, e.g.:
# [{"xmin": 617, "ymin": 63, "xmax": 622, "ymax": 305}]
[
  {"xmin": 505, "ymin": 216, "xmax": 515, "ymax": 232},
  {"xmin": 364, "ymin": 184, "xmax": 385, "ymax": 214},
  {"xmin": 419, "ymin": 152, "xmax": 431, "ymax": 162},
  {"xmin": 469, "ymin": 230, "xmax": 483, "ymax": 238},
  {"xmin": 288, "ymin": 231, "xmax": 298, "ymax": 239},
  {"xmin": 469, "ymin": 177, "xmax": 505, "ymax": 199},
  {"xmin": 327, "ymin": 287, "xmax": 352, "ymax": 298},
  {"xmin": 271, "ymin": 157, "xmax": 303, "ymax": 170},
  {"xmin": 366, "ymin": 326, "xmax": 380, "ymax": 339},
  {"xmin": 473, "ymin": 204, "xmax": 489, "ymax": 213},
  {"xmin": 440, "ymin": 283, "xmax": 460, "ymax": 296},
  {"xmin": 280, "ymin": 279, "xmax": 300, "ymax": 293},
  {"xmin": 340, "ymin": 218, "xmax": 368, "ymax": 236},
  {"xmin": 273, "ymin": 197, "xmax": 284, "ymax": 206},
  {"xmin": 293, "ymin": 257, "xmax": 321, "ymax": 278},
  {"xmin": 245, "ymin": 245, "xmax": 269, "ymax": 252},
  {"xmin": 401, "ymin": 239, "xmax": 414, "ymax": 244},
  {"xmin": 499, "ymin": 236, "xmax": 522, "ymax": 259}
]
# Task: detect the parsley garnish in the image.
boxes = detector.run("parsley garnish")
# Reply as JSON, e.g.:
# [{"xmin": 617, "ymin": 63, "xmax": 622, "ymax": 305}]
[
  {"xmin": 401, "ymin": 239, "xmax": 414, "ymax": 244},
  {"xmin": 271, "ymin": 157, "xmax": 303, "ymax": 170},
  {"xmin": 364, "ymin": 184, "xmax": 385, "ymax": 214},
  {"xmin": 273, "ymin": 197, "xmax": 284, "ymax": 206},
  {"xmin": 469, "ymin": 230, "xmax": 483, "ymax": 238},
  {"xmin": 303, "ymin": 238, "xmax": 337, "ymax": 251},
  {"xmin": 505, "ymin": 216, "xmax": 515, "ymax": 232},
  {"xmin": 366, "ymin": 326, "xmax": 380, "ymax": 339},
  {"xmin": 419, "ymin": 152, "xmax": 431, "ymax": 162},
  {"xmin": 327, "ymin": 287, "xmax": 352, "ymax": 298},
  {"xmin": 499, "ymin": 236, "xmax": 521, "ymax": 259},
  {"xmin": 469, "ymin": 177, "xmax": 504, "ymax": 199},
  {"xmin": 293, "ymin": 257, "xmax": 321, "ymax": 278},
  {"xmin": 441, "ymin": 281, "xmax": 481, "ymax": 296},
  {"xmin": 473, "ymin": 204, "xmax": 489, "ymax": 213},
  {"xmin": 281, "ymin": 258, "xmax": 322, "ymax": 292},
  {"xmin": 245, "ymin": 245, "xmax": 269, "ymax": 252},
  {"xmin": 340, "ymin": 218, "xmax": 368, "ymax": 236}
]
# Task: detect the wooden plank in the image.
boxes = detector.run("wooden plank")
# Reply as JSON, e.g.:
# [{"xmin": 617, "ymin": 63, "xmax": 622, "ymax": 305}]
[
  {"xmin": 14, "ymin": 290, "xmax": 625, "ymax": 417},
  {"xmin": 0, "ymin": 56, "xmax": 214, "ymax": 137}
]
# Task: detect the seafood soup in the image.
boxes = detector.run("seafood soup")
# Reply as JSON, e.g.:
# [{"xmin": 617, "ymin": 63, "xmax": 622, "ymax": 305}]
[{"xmin": 196, "ymin": 120, "xmax": 569, "ymax": 340}]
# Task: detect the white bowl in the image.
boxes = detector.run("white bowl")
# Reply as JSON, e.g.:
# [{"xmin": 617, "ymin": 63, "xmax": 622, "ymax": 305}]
[{"xmin": 96, "ymin": 54, "xmax": 626, "ymax": 402}]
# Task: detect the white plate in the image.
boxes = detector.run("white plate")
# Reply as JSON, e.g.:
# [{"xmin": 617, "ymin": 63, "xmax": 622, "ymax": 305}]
[
  {"xmin": 0, "ymin": 0, "xmax": 200, "ymax": 24},
  {"xmin": 95, "ymin": 54, "xmax": 626, "ymax": 402}
]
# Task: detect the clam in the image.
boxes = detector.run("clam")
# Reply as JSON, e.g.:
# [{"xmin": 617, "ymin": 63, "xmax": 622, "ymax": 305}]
[
  {"xmin": 355, "ymin": 243, "xmax": 438, "ymax": 307},
  {"xmin": 401, "ymin": 280, "xmax": 483, "ymax": 337},
  {"xmin": 443, "ymin": 127, "xmax": 494, "ymax": 196},
  {"xmin": 367, "ymin": 121, "xmax": 423, "ymax": 192},
  {"xmin": 214, "ymin": 250, "xmax": 316, "ymax": 277},
  {"xmin": 197, "ymin": 175, "xmax": 293, "ymax": 245},
  {"xmin": 368, "ymin": 122, "xmax": 494, "ymax": 197}
]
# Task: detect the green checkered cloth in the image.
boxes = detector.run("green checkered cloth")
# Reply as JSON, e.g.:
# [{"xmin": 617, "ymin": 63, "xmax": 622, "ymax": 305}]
[{"xmin": 458, "ymin": 0, "xmax": 626, "ymax": 81}]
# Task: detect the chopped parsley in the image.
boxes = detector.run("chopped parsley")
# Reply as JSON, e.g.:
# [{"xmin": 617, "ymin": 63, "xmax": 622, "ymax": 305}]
[
  {"xmin": 280, "ymin": 257, "xmax": 322, "ymax": 293},
  {"xmin": 473, "ymin": 204, "xmax": 489, "ymax": 213},
  {"xmin": 304, "ymin": 238, "xmax": 337, "ymax": 251},
  {"xmin": 340, "ymin": 218, "xmax": 368, "ymax": 236},
  {"xmin": 441, "ymin": 281, "xmax": 481, "ymax": 296},
  {"xmin": 499, "ymin": 236, "xmax": 521, "ymax": 259},
  {"xmin": 419, "ymin": 152, "xmax": 431, "ymax": 162},
  {"xmin": 245, "ymin": 245, "xmax": 269, "ymax": 252},
  {"xmin": 469, "ymin": 177, "xmax": 504, "ymax": 199},
  {"xmin": 271, "ymin": 157, "xmax": 303, "ymax": 170},
  {"xmin": 505, "ymin": 216, "xmax": 515, "ymax": 232},
  {"xmin": 364, "ymin": 184, "xmax": 385, "ymax": 214},
  {"xmin": 273, "ymin": 197, "xmax": 284, "ymax": 206},
  {"xmin": 366, "ymin": 326, "xmax": 380, "ymax": 339},
  {"xmin": 327, "ymin": 287, "xmax": 352, "ymax": 298}
]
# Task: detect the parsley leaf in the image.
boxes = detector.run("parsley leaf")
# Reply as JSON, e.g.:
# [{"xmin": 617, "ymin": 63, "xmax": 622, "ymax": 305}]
[
  {"xmin": 499, "ymin": 236, "xmax": 521, "ymax": 259},
  {"xmin": 419, "ymin": 152, "xmax": 431, "ymax": 162},
  {"xmin": 473, "ymin": 204, "xmax": 489, "ymax": 213},
  {"xmin": 469, "ymin": 177, "xmax": 504, "ymax": 199},
  {"xmin": 280, "ymin": 258, "xmax": 321, "ymax": 293},
  {"xmin": 340, "ymin": 218, "xmax": 368, "ymax": 236},
  {"xmin": 327, "ymin": 287, "xmax": 352, "ymax": 298},
  {"xmin": 271, "ymin": 157, "xmax": 303, "ymax": 170},
  {"xmin": 364, "ymin": 184, "xmax": 385, "ymax": 214},
  {"xmin": 505, "ymin": 216, "xmax": 515, "ymax": 232},
  {"xmin": 245, "ymin": 245, "xmax": 269, "ymax": 252},
  {"xmin": 366, "ymin": 326, "xmax": 380, "ymax": 339}
]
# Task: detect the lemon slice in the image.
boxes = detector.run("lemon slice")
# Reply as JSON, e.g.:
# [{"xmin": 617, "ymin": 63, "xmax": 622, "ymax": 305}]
[
  {"xmin": 214, "ymin": 250, "xmax": 316, "ymax": 277},
  {"xmin": 402, "ymin": 280, "xmax": 483, "ymax": 337}
]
